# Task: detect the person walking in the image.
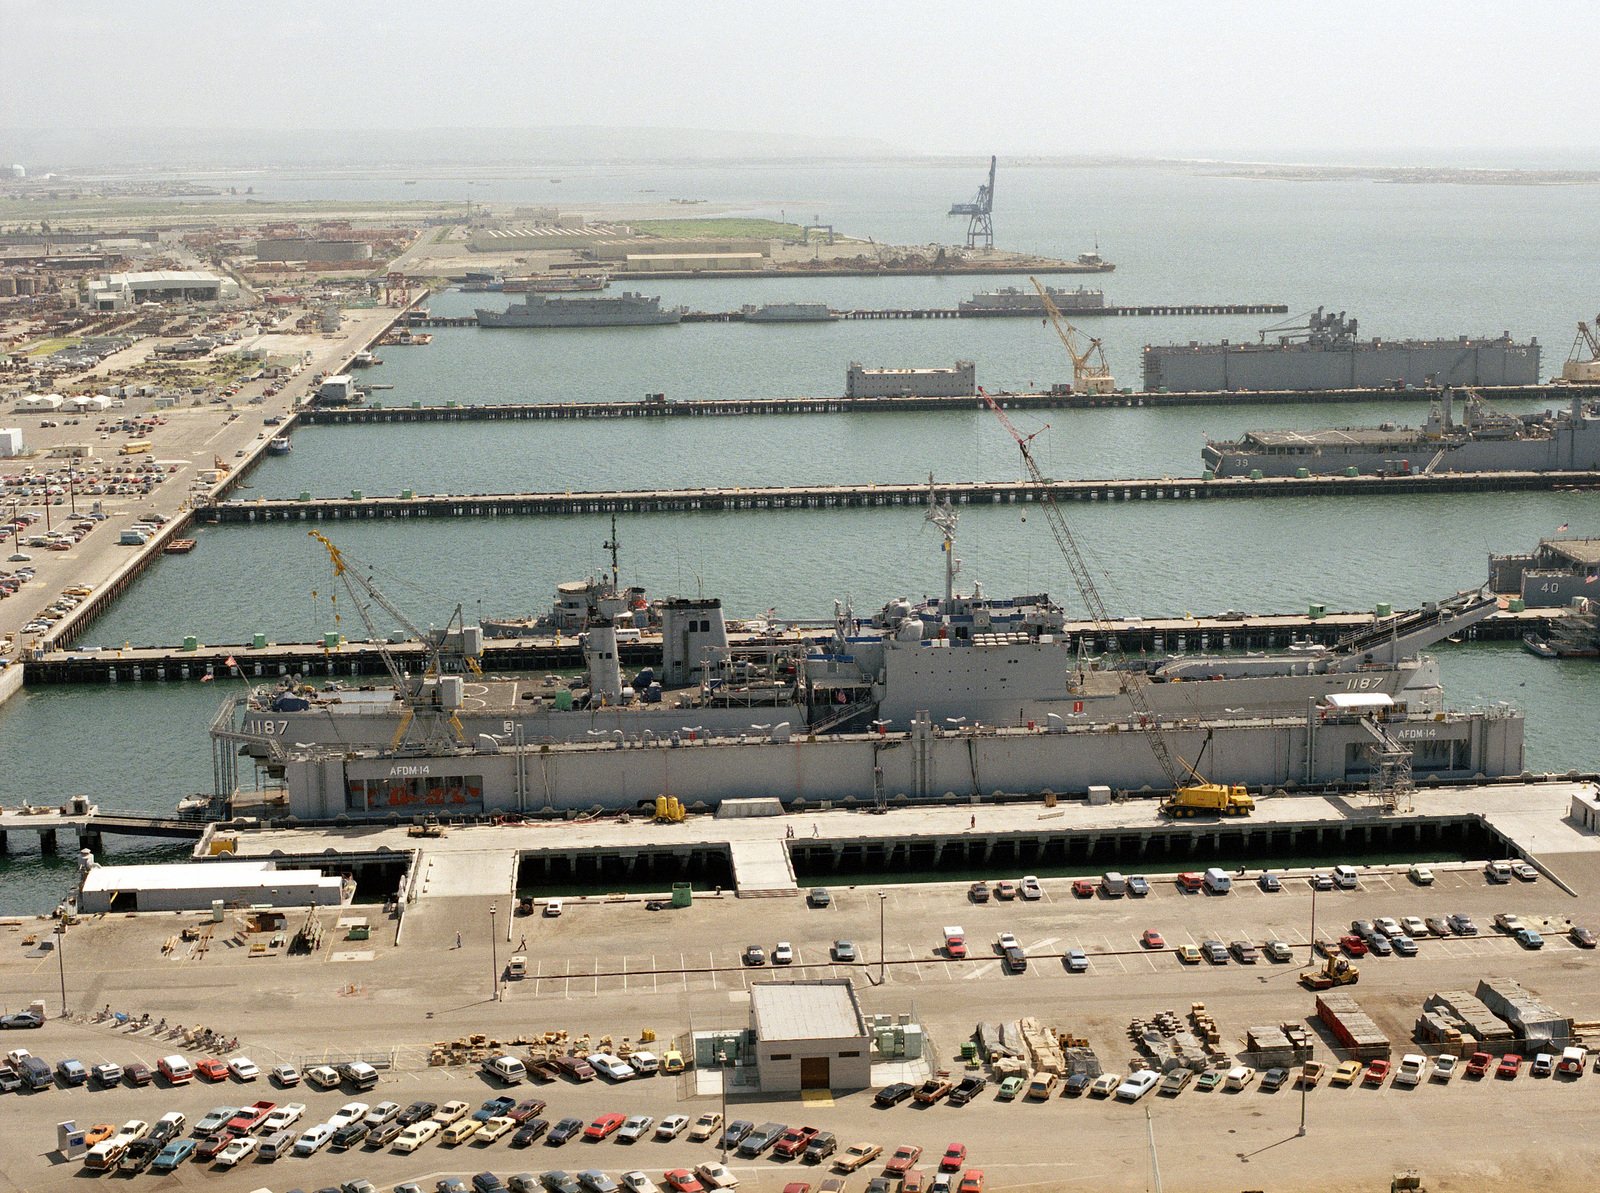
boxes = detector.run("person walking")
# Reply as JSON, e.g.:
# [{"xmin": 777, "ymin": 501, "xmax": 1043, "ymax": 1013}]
[{"xmin": 454, "ymin": 931, "xmax": 462, "ymax": 949}]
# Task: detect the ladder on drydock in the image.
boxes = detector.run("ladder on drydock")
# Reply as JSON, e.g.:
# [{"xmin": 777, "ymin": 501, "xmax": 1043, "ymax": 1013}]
[{"xmin": 1360, "ymin": 717, "xmax": 1415, "ymax": 814}]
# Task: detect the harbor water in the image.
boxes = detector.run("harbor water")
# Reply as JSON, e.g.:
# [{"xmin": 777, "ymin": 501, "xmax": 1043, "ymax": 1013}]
[{"xmin": 4, "ymin": 159, "xmax": 1600, "ymax": 912}]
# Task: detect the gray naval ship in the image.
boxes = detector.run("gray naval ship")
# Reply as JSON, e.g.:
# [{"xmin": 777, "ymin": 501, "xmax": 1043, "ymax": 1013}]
[
  {"xmin": 1204, "ymin": 389, "xmax": 1600, "ymax": 478},
  {"xmin": 1144, "ymin": 307, "xmax": 1540, "ymax": 392},
  {"xmin": 476, "ymin": 291, "xmax": 683, "ymax": 328},
  {"xmin": 223, "ymin": 508, "xmax": 1523, "ymax": 816},
  {"xmin": 958, "ymin": 285, "xmax": 1106, "ymax": 315}
]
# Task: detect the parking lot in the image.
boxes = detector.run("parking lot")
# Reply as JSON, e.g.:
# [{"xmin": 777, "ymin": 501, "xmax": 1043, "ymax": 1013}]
[{"xmin": 6, "ymin": 810, "xmax": 1600, "ymax": 1192}]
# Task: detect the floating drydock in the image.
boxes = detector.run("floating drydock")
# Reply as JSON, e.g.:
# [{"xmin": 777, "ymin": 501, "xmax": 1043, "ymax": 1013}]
[{"xmin": 1145, "ymin": 308, "xmax": 1540, "ymax": 392}]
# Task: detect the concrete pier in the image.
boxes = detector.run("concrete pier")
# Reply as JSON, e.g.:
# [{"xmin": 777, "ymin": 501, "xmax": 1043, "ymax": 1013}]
[{"xmin": 204, "ymin": 468, "xmax": 1600, "ymax": 525}]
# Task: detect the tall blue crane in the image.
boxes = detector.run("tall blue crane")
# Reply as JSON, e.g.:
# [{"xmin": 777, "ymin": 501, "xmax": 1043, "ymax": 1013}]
[{"xmin": 948, "ymin": 155, "xmax": 996, "ymax": 250}]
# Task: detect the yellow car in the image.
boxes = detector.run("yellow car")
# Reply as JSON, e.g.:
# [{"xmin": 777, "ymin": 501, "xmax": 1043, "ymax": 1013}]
[
  {"xmin": 84, "ymin": 1124, "xmax": 117, "ymax": 1147},
  {"xmin": 1175, "ymin": 945, "xmax": 1202, "ymax": 965},
  {"xmin": 1330, "ymin": 1060, "xmax": 1364, "ymax": 1087},
  {"xmin": 1297, "ymin": 1061, "xmax": 1326, "ymax": 1088}
]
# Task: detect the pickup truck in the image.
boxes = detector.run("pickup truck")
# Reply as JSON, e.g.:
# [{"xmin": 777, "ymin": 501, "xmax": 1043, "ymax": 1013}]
[
  {"xmin": 771, "ymin": 1126, "xmax": 819, "ymax": 1159},
  {"xmin": 913, "ymin": 1077, "xmax": 954, "ymax": 1104},
  {"xmin": 227, "ymin": 1101, "xmax": 276, "ymax": 1134},
  {"xmin": 947, "ymin": 1075, "xmax": 986, "ymax": 1105},
  {"xmin": 1493, "ymin": 913, "xmax": 1524, "ymax": 934}
]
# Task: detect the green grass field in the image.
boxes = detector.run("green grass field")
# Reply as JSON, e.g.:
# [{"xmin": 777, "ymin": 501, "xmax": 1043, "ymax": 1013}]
[{"xmin": 632, "ymin": 218, "xmax": 803, "ymax": 240}]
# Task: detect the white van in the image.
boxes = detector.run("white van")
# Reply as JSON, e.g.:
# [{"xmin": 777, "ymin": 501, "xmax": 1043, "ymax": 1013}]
[
  {"xmin": 1485, "ymin": 860, "xmax": 1513, "ymax": 884},
  {"xmin": 1332, "ymin": 865, "xmax": 1360, "ymax": 890},
  {"xmin": 340, "ymin": 1061, "xmax": 379, "ymax": 1091},
  {"xmin": 506, "ymin": 955, "xmax": 528, "ymax": 980},
  {"xmin": 1202, "ymin": 867, "xmax": 1232, "ymax": 895},
  {"xmin": 627, "ymin": 1051, "xmax": 659, "ymax": 1076},
  {"xmin": 257, "ymin": 1129, "xmax": 296, "ymax": 1161},
  {"xmin": 304, "ymin": 1064, "xmax": 342, "ymax": 1090},
  {"xmin": 481, "ymin": 1055, "xmax": 526, "ymax": 1085}
]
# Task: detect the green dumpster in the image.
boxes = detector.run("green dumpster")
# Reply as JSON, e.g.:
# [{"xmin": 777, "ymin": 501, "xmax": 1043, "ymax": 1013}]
[{"xmin": 670, "ymin": 882, "xmax": 693, "ymax": 909}]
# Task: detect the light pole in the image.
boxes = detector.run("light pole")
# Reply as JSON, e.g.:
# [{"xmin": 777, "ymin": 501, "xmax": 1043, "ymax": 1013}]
[
  {"xmin": 55, "ymin": 923, "xmax": 67, "ymax": 1017},
  {"xmin": 1305, "ymin": 883, "xmax": 1318, "ymax": 966},
  {"xmin": 489, "ymin": 903, "xmax": 499, "ymax": 1001},
  {"xmin": 878, "ymin": 892, "xmax": 887, "ymax": 984},
  {"xmin": 718, "ymin": 1050, "xmax": 729, "ymax": 1162}
]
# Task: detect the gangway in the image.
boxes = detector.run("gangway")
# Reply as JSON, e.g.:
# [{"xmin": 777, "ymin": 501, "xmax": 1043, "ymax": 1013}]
[{"xmin": 1334, "ymin": 589, "xmax": 1502, "ymax": 663}]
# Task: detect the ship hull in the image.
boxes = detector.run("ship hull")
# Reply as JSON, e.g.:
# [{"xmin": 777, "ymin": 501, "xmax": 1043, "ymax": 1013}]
[{"xmin": 1146, "ymin": 337, "xmax": 1540, "ymax": 393}]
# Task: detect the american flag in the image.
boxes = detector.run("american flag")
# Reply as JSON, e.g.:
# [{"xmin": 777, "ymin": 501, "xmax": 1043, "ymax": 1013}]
[
  {"xmin": 224, "ymin": 655, "xmax": 237, "ymax": 669},
  {"xmin": 1558, "ymin": 523, "xmax": 1569, "ymax": 533}
]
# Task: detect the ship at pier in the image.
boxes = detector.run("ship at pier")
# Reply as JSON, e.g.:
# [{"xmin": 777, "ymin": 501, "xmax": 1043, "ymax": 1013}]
[
  {"xmin": 1143, "ymin": 307, "xmax": 1540, "ymax": 392},
  {"xmin": 476, "ymin": 291, "xmax": 683, "ymax": 328}
]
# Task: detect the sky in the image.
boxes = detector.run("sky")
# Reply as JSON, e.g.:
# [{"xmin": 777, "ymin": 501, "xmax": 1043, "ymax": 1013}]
[{"xmin": 2, "ymin": 0, "xmax": 1597, "ymax": 161}]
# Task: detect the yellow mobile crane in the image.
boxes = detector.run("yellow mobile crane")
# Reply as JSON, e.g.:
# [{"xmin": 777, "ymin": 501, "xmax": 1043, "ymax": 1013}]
[
  {"xmin": 308, "ymin": 530, "xmax": 477, "ymax": 752},
  {"xmin": 978, "ymin": 391, "xmax": 1253, "ymax": 817},
  {"xmin": 1031, "ymin": 276, "xmax": 1117, "ymax": 395}
]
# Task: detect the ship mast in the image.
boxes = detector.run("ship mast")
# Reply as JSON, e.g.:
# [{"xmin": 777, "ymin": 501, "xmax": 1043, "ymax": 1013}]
[
  {"xmin": 603, "ymin": 513, "xmax": 620, "ymax": 593},
  {"xmin": 924, "ymin": 476, "xmax": 960, "ymax": 611}
]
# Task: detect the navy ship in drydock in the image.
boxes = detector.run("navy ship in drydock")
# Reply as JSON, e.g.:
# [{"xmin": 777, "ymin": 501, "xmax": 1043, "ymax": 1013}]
[
  {"xmin": 1203, "ymin": 389, "xmax": 1600, "ymax": 478},
  {"xmin": 221, "ymin": 504, "xmax": 1524, "ymax": 820},
  {"xmin": 1144, "ymin": 307, "xmax": 1540, "ymax": 392}
]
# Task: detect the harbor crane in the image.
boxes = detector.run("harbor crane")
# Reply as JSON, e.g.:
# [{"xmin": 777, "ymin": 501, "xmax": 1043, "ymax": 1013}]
[
  {"xmin": 978, "ymin": 389, "xmax": 1253, "ymax": 816},
  {"xmin": 948, "ymin": 155, "xmax": 996, "ymax": 251},
  {"xmin": 1031, "ymin": 276, "xmax": 1117, "ymax": 395},
  {"xmin": 308, "ymin": 530, "xmax": 476, "ymax": 752},
  {"xmin": 1563, "ymin": 314, "xmax": 1600, "ymax": 382}
]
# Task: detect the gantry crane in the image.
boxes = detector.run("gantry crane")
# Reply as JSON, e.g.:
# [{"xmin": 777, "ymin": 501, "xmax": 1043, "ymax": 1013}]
[
  {"xmin": 948, "ymin": 156, "xmax": 996, "ymax": 250},
  {"xmin": 1032, "ymin": 276, "xmax": 1117, "ymax": 395},
  {"xmin": 1563, "ymin": 314, "xmax": 1600, "ymax": 382},
  {"xmin": 308, "ymin": 530, "xmax": 474, "ymax": 752},
  {"xmin": 978, "ymin": 390, "xmax": 1252, "ymax": 816}
]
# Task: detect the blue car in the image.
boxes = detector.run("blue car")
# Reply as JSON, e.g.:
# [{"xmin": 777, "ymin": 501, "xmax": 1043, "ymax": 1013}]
[
  {"xmin": 474, "ymin": 1096, "xmax": 518, "ymax": 1122},
  {"xmin": 152, "ymin": 1138, "xmax": 197, "ymax": 1171}
]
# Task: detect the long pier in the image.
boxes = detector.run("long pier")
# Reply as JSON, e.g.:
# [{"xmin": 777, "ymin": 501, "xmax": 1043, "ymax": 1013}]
[
  {"xmin": 301, "ymin": 383, "xmax": 1600, "ymax": 425},
  {"xmin": 28, "ymin": 606, "xmax": 1557, "ymax": 684},
  {"xmin": 202, "ymin": 469, "xmax": 1600, "ymax": 524},
  {"xmin": 412, "ymin": 301, "xmax": 1287, "ymax": 329},
  {"xmin": 0, "ymin": 804, "xmax": 210, "ymax": 853}
]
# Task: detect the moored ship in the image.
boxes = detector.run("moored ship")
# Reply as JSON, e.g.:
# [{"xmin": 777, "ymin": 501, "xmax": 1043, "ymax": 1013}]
[
  {"xmin": 1144, "ymin": 308, "xmax": 1540, "ymax": 392},
  {"xmin": 476, "ymin": 291, "xmax": 683, "ymax": 328},
  {"xmin": 959, "ymin": 285, "xmax": 1106, "ymax": 315},
  {"xmin": 742, "ymin": 302, "xmax": 837, "ymax": 323}
]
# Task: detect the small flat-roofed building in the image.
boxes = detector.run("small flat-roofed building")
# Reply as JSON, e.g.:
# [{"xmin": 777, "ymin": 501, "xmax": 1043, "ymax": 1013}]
[
  {"xmin": 846, "ymin": 360, "xmax": 976, "ymax": 398},
  {"xmin": 749, "ymin": 979, "xmax": 871, "ymax": 1092},
  {"xmin": 78, "ymin": 860, "xmax": 344, "ymax": 914},
  {"xmin": 1489, "ymin": 537, "xmax": 1600, "ymax": 607}
]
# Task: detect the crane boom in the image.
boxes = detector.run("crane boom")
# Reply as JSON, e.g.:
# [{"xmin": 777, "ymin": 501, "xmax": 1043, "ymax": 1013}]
[{"xmin": 1031, "ymin": 277, "xmax": 1115, "ymax": 394}]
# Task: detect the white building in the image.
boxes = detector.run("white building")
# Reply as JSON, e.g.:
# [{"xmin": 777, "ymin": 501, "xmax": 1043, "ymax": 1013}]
[
  {"xmin": 0, "ymin": 427, "xmax": 22, "ymax": 457},
  {"xmin": 749, "ymin": 980, "xmax": 872, "ymax": 1092},
  {"xmin": 14, "ymin": 394, "xmax": 63, "ymax": 413},
  {"xmin": 86, "ymin": 270, "xmax": 238, "ymax": 312},
  {"xmin": 78, "ymin": 860, "xmax": 344, "ymax": 914},
  {"xmin": 846, "ymin": 360, "xmax": 976, "ymax": 398}
]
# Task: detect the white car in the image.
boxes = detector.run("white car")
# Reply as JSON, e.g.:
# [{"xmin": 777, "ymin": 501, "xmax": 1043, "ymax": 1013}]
[
  {"xmin": 773, "ymin": 941, "xmax": 794, "ymax": 965},
  {"xmin": 622, "ymin": 1172, "xmax": 661, "ymax": 1193},
  {"xmin": 1019, "ymin": 875, "xmax": 1043, "ymax": 900},
  {"xmin": 695, "ymin": 1162, "xmax": 739, "ymax": 1190},
  {"xmin": 1115, "ymin": 1070, "xmax": 1160, "ymax": 1101},
  {"xmin": 477, "ymin": 1115, "xmax": 517, "ymax": 1143},
  {"xmin": 215, "ymin": 1136, "xmax": 258, "ymax": 1167},
  {"xmin": 1225, "ymin": 1066, "xmax": 1257, "ymax": 1091},
  {"xmin": 270, "ymin": 1063, "xmax": 301, "ymax": 1087},
  {"xmin": 1401, "ymin": 916, "xmax": 1428, "ymax": 938},
  {"xmin": 618, "ymin": 1114, "xmax": 654, "ymax": 1143},
  {"xmin": 587, "ymin": 1053, "xmax": 635, "ymax": 1081},
  {"xmin": 262, "ymin": 1103, "xmax": 306, "ymax": 1132},
  {"xmin": 293, "ymin": 1123, "xmax": 335, "ymax": 1156},
  {"xmin": 394, "ymin": 1119, "xmax": 441, "ymax": 1152},
  {"xmin": 365, "ymin": 1101, "xmax": 402, "ymax": 1127},
  {"xmin": 1375, "ymin": 917, "xmax": 1402, "ymax": 939},
  {"xmin": 227, "ymin": 1056, "xmax": 260, "ymax": 1082},
  {"xmin": 655, "ymin": 1115, "xmax": 690, "ymax": 1140},
  {"xmin": 996, "ymin": 932, "xmax": 1020, "ymax": 953},
  {"xmin": 1408, "ymin": 864, "xmax": 1435, "ymax": 885},
  {"xmin": 327, "ymin": 1102, "xmax": 369, "ymax": 1130},
  {"xmin": 1431, "ymin": 1055, "xmax": 1457, "ymax": 1082},
  {"xmin": 1395, "ymin": 1055, "xmax": 1427, "ymax": 1086}
]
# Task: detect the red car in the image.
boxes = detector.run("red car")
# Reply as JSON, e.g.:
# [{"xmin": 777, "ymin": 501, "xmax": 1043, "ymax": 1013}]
[
  {"xmin": 939, "ymin": 1144, "xmax": 968, "ymax": 1173},
  {"xmin": 1465, "ymin": 1052, "xmax": 1492, "ymax": 1078},
  {"xmin": 1338, "ymin": 934, "xmax": 1369, "ymax": 957},
  {"xmin": 886, "ymin": 1145, "xmax": 923, "ymax": 1175},
  {"xmin": 509, "ymin": 1098, "xmax": 548, "ymax": 1124},
  {"xmin": 772, "ymin": 1126, "xmax": 819, "ymax": 1159},
  {"xmin": 1496, "ymin": 1054, "xmax": 1523, "ymax": 1079},
  {"xmin": 195, "ymin": 1058, "xmax": 229, "ymax": 1082},
  {"xmin": 783, "ymin": 1185, "xmax": 811, "ymax": 1193},
  {"xmin": 585, "ymin": 1112, "xmax": 626, "ymax": 1140},
  {"xmin": 1362, "ymin": 1060, "xmax": 1390, "ymax": 1086},
  {"xmin": 196, "ymin": 1130, "xmax": 238, "ymax": 1161},
  {"xmin": 1140, "ymin": 930, "xmax": 1164, "ymax": 950},
  {"xmin": 959, "ymin": 1172, "xmax": 985, "ymax": 1193},
  {"xmin": 1071, "ymin": 879, "xmax": 1095, "ymax": 898},
  {"xmin": 664, "ymin": 1171, "xmax": 703, "ymax": 1193},
  {"xmin": 125, "ymin": 1062, "xmax": 153, "ymax": 1087}
]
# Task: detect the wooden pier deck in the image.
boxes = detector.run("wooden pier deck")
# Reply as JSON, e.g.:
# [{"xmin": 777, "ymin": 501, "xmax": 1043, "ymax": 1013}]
[{"xmin": 202, "ymin": 469, "xmax": 1600, "ymax": 524}]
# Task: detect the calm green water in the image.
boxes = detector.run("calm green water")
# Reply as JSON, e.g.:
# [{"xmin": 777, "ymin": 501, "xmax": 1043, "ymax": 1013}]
[{"xmin": 4, "ymin": 158, "xmax": 1600, "ymax": 913}]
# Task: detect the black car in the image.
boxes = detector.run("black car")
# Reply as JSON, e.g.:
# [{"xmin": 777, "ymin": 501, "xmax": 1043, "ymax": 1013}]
[
  {"xmin": 948, "ymin": 1075, "xmax": 987, "ymax": 1105},
  {"xmin": 366, "ymin": 1119, "xmax": 405, "ymax": 1148},
  {"xmin": 513, "ymin": 1118, "xmax": 550, "ymax": 1147},
  {"xmin": 719, "ymin": 1119, "xmax": 755, "ymax": 1150},
  {"xmin": 118, "ymin": 1140, "xmax": 161, "ymax": 1173},
  {"xmin": 547, "ymin": 1117, "xmax": 585, "ymax": 1146},
  {"xmin": 474, "ymin": 1174, "xmax": 510, "ymax": 1193},
  {"xmin": 398, "ymin": 1100, "xmax": 438, "ymax": 1127},
  {"xmin": 331, "ymin": 1121, "xmax": 369, "ymax": 1150},
  {"xmin": 874, "ymin": 1082, "xmax": 915, "ymax": 1107},
  {"xmin": 541, "ymin": 1172, "xmax": 583, "ymax": 1193},
  {"xmin": 1063, "ymin": 1072, "xmax": 1093, "ymax": 1097}
]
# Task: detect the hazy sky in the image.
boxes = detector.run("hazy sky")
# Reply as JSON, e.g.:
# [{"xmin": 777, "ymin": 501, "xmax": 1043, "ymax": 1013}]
[{"xmin": 3, "ymin": 0, "xmax": 1596, "ymax": 158}]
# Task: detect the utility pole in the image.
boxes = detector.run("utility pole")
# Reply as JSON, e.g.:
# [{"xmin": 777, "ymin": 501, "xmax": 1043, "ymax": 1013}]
[
  {"xmin": 55, "ymin": 923, "xmax": 67, "ymax": 1016},
  {"xmin": 878, "ymin": 892, "xmax": 888, "ymax": 984},
  {"xmin": 489, "ymin": 903, "xmax": 499, "ymax": 1001}
]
